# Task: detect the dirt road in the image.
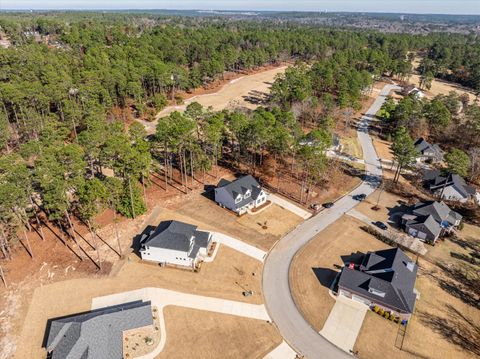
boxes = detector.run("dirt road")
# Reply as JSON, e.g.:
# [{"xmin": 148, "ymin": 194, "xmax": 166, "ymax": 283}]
[{"xmin": 138, "ymin": 66, "xmax": 288, "ymax": 134}]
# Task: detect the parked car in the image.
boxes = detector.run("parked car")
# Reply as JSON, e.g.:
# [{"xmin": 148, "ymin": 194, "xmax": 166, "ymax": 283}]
[
  {"xmin": 353, "ymin": 194, "xmax": 367, "ymax": 201},
  {"xmin": 323, "ymin": 202, "xmax": 334, "ymax": 208},
  {"xmin": 310, "ymin": 203, "xmax": 320, "ymax": 211},
  {"xmin": 373, "ymin": 221, "xmax": 388, "ymax": 230}
]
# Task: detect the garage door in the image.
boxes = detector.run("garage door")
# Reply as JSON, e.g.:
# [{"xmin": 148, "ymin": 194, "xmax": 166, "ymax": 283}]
[{"xmin": 352, "ymin": 295, "xmax": 371, "ymax": 306}]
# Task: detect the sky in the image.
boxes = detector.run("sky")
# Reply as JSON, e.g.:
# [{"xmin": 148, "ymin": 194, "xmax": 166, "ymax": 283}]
[{"xmin": 1, "ymin": 1, "xmax": 480, "ymax": 15}]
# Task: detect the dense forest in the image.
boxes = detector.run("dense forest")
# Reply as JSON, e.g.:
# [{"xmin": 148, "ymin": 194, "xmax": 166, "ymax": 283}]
[{"xmin": 0, "ymin": 13, "xmax": 479, "ymax": 262}]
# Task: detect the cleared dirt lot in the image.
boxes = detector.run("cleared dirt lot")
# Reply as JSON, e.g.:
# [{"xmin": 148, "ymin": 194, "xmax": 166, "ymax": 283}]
[
  {"xmin": 409, "ymin": 74, "xmax": 477, "ymax": 104},
  {"xmin": 15, "ymin": 243, "xmax": 265, "ymax": 359},
  {"xmin": 290, "ymin": 216, "xmax": 388, "ymax": 332},
  {"xmin": 169, "ymin": 192, "xmax": 302, "ymax": 251},
  {"xmin": 158, "ymin": 66, "xmax": 287, "ymax": 116},
  {"xmin": 160, "ymin": 306, "xmax": 281, "ymax": 359}
]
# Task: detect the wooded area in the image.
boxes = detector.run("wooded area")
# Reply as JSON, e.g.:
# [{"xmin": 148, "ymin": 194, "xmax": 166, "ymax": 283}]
[{"xmin": 0, "ymin": 13, "xmax": 479, "ymax": 270}]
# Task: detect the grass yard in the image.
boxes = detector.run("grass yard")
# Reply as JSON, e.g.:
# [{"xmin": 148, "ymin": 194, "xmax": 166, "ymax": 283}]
[
  {"xmin": 373, "ymin": 137, "xmax": 394, "ymax": 162},
  {"xmin": 237, "ymin": 203, "xmax": 303, "ymax": 237},
  {"xmin": 355, "ymin": 189, "xmax": 408, "ymax": 226},
  {"xmin": 159, "ymin": 307, "xmax": 282, "ymax": 359},
  {"xmin": 170, "ymin": 192, "xmax": 302, "ymax": 251},
  {"xmin": 15, "ymin": 244, "xmax": 264, "ymax": 359},
  {"xmin": 354, "ymin": 258, "xmax": 480, "ymax": 359},
  {"xmin": 289, "ymin": 216, "xmax": 388, "ymax": 331},
  {"xmin": 340, "ymin": 134, "xmax": 363, "ymax": 160}
]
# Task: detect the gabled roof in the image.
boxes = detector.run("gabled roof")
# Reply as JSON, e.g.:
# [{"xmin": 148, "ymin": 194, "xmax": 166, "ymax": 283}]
[
  {"xmin": 423, "ymin": 170, "xmax": 476, "ymax": 198},
  {"xmin": 405, "ymin": 214, "xmax": 442, "ymax": 239},
  {"xmin": 216, "ymin": 175, "xmax": 263, "ymax": 209},
  {"xmin": 414, "ymin": 138, "xmax": 443, "ymax": 160},
  {"xmin": 45, "ymin": 301, "xmax": 152, "ymax": 359},
  {"xmin": 141, "ymin": 220, "xmax": 211, "ymax": 252},
  {"xmin": 412, "ymin": 201, "xmax": 462, "ymax": 225},
  {"xmin": 339, "ymin": 248, "xmax": 417, "ymax": 314}
]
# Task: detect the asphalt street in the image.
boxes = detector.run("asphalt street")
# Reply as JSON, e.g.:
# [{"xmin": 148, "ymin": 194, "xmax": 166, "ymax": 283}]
[{"xmin": 262, "ymin": 85, "xmax": 399, "ymax": 359}]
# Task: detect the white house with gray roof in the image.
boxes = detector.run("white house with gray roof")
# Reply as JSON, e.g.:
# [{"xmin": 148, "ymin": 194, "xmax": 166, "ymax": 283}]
[
  {"xmin": 214, "ymin": 175, "xmax": 267, "ymax": 215},
  {"xmin": 140, "ymin": 220, "xmax": 212, "ymax": 268},
  {"xmin": 401, "ymin": 201, "xmax": 462, "ymax": 244},
  {"xmin": 45, "ymin": 300, "xmax": 153, "ymax": 359}
]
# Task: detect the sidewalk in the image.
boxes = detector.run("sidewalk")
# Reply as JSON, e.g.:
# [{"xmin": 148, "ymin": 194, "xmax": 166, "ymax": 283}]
[
  {"xmin": 263, "ymin": 341, "xmax": 298, "ymax": 359},
  {"xmin": 210, "ymin": 232, "xmax": 267, "ymax": 262},
  {"xmin": 269, "ymin": 194, "xmax": 312, "ymax": 220}
]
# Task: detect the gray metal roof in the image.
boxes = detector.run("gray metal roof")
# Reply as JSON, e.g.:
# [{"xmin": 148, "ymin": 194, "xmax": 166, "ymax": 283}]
[
  {"xmin": 216, "ymin": 175, "xmax": 263, "ymax": 209},
  {"xmin": 45, "ymin": 301, "xmax": 153, "ymax": 359},
  {"xmin": 339, "ymin": 248, "xmax": 417, "ymax": 314},
  {"xmin": 142, "ymin": 220, "xmax": 211, "ymax": 251}
]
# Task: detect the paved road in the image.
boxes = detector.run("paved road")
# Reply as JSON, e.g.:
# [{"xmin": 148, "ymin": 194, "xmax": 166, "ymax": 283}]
[{"xmin": 262, "ymin": 85, "xmax": 399, "ymax": 359}]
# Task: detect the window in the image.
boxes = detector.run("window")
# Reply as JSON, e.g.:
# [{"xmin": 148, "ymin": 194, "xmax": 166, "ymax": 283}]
[
  {"xmin": 244, "ymin": 190, "xmax": 251, "ymax": 199},
  {"xmin": 368, "ymin": 288, "xmax": 386, "ymax": 298},
  {"xmin": 235, "ymin": 195, "xmax": 242, "ymax": 204}
]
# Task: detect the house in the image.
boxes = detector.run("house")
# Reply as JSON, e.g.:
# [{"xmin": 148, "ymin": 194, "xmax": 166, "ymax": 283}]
[
  {"xmin": 423, "ymin": 169, "xmax": 477, "ymax": 203},
  {"xmin": 414, "ymin": 138, "xmax": 444, "ymax": 163},
  {"xmin": 214, "ymin": 175, "xmax": 267, "ymax": 215},
  {"xmin": 338, "ymin": 248, "xmax": 417, "ymax": 319},
  {"xmin": 401, "ymin": 201, "xmax": 462, "ymax": 243},
  {"xmin": 408, "ymin": 87, "xmax": 425, "ymax": 99},
  {"xmin": 139, "ymin": 220, "xmax": 212, "ymax": 268},
  {"xmin": 45, "ymin": 300, "xmax": 153, "ymax": 359},
  {"xmin": 299, "ymin": 132, "xmax": 342, "ymax": 152}
]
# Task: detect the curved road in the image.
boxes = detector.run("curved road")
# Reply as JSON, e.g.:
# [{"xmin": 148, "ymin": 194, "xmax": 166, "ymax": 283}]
[{"xmin": 262, "ymin": 85, "xmax": 399, "ymax": 359}]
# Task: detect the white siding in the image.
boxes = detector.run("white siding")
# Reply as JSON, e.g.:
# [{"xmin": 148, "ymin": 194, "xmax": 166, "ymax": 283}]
[
  {"xmin": 255, "ymin": 190, "xmax": 267, "ymax": 207},
  {"xmin": 439, "ymin": 186, "xmax": 468, "ymax": 203},
  {"xmin": 140, "ymin": 246, "xmax": 194, "ymax": 267}
]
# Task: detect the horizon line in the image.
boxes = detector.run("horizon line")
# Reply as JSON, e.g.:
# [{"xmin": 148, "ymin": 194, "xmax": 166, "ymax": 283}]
[{"xmin": 0, "ymin": 8, "xmax": 479, "ymax": 16}]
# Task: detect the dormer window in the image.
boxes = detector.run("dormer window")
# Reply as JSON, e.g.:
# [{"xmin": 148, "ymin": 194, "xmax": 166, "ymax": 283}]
[
  {"xmin": 235, "ymin": 195, "xmax": 242, "ymax": 204},
  {"xmin": 244, "ymin": 190, "xmax": 251, "ymax": 199},
  {"xmin": 368, "ymin": 287, "xmax": 386, "ymax": 298}
]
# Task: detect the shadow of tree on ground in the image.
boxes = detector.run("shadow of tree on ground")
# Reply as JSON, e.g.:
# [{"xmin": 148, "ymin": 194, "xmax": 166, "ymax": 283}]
[{"xmin": 418, "ymin": 304, "xmax": 480, "ymax": 356}]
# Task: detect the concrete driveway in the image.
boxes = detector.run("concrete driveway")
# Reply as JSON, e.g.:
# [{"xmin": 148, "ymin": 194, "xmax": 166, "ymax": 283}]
[
  {"xmin": 269, "ymin": 194, "xmax": 312, "ymax": 220},
  {"xmin": 320, "ymin": 295, "xmax": 368, "ymax": 353},
  {"xmin": 210, "ymin": 231, "xmax": 267, "ymax": 262}
]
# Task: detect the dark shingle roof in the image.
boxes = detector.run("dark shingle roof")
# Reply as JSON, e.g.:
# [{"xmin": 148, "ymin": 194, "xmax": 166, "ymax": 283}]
[
  {"xmin": 405, "ymin": 215, "xmax": 442, "ymax": 239},
  {"xmin": 414, "ymin": 138, "xmax": 443, "ymax": 160},
  {"xmin": 141, "ymin": 220, "xmax": 211, "ymax": 251},
  {"xmin": 45, "ymin": 301, "xmax": 152, "ymax": 359},
  {"xmin": 412, "ymin": 201, "xmax": 462, "ymax": 225},
  {"xmin": 424, "ymin": 170, "xmax": 476, "ymax": 198},
  {"xmin": 216, "ymin": 175, "xmax": 263, "ymax": 209},
  {"xmin": 339, "ymin": 248, "xmax": 417, "ymax": 314}
]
